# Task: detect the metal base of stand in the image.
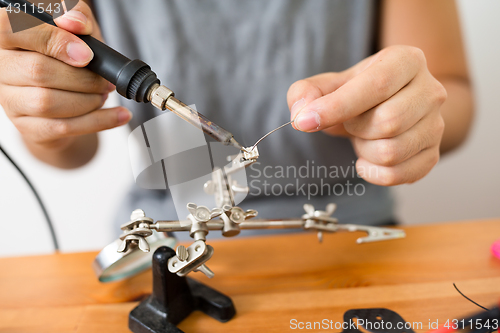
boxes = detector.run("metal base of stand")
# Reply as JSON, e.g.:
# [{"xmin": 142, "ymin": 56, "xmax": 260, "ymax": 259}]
[{"xmin": 129, "ymin": 246, "xmax": 236, "ymax": 333}]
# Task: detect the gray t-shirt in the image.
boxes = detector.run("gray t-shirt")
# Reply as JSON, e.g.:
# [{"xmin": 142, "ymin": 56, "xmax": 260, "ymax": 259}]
[{"xmin": 94, "ymin": 0, "xmax": 394, "ymax": 236}]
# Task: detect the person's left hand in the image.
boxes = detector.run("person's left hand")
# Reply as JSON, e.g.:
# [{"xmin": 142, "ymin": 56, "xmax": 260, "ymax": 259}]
[{"xmin": 287, "ymin": 45, "xmax": 447, "ymax": 186}]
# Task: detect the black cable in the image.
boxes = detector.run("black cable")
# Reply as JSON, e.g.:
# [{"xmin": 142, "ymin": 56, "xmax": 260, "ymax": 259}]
[
  {"xmin": 0, "ymin": 144, "xmax": 59, "ymax": 250},
  {"xmin": 453, "ymin": 282, "xmax": 490, "ymax": 311}
]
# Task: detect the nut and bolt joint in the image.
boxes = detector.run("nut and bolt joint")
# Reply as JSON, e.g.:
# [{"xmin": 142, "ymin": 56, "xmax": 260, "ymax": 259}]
[{"xmin": 150, "ymin": 84, "xmax": 174, "ymax": 110}]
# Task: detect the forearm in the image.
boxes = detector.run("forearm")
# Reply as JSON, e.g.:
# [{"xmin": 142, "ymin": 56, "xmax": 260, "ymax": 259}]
[
  {"xmin": 23, "ymin": 134, "xmax": 98, "ymax": 169},
  {"xmin": 380, "ymin": 0, "xmax": 472, "ymax": 155},
  {"xmin": 436, "ymin": 77, "xmax": 474, "ymax": 154}
]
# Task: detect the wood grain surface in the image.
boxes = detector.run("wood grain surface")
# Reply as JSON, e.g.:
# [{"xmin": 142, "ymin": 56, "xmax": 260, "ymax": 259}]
[{"xmin": 1, "ymin": 219, "xmax": 500, "ymax": 332}]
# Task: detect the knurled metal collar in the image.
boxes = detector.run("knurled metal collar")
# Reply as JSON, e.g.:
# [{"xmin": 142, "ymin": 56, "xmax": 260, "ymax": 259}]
[{"xmin": 150, "ymin": 85, "xmax": 174, "ymax": 110}]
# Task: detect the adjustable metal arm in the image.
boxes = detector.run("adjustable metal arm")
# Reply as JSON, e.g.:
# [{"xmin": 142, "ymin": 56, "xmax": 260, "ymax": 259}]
[
  {"xmin": 151, "ymin": 219, "xmax": 403, "ymax": 242},
  {"xmin": 117, "ymin": 203, "xmax": 405, "ymax": 279},
  {"xmin": 113, "ymin": 148, "xmax": 405, "ymax": 280}
]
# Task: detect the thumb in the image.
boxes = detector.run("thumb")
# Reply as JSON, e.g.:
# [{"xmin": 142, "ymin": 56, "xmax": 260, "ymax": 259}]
[
  {"xmin": 287, "ymin": 71, "xmax": 353, "ymax": 130},
  {"xmin": 53, "ymin": 1, "xmax": 104, "ymax": 41}
]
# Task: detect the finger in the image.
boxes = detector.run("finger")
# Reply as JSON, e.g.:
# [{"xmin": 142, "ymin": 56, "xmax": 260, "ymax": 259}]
[
  {"xmin": 343, "ymin": 71, "xmax": 447, "ymax": 140},
  {"xmin": 12, "ymin": 107, "xmax": 132, "ymax": 143},
  {"xmin": 53, "ymin": 1, "xmax": 103, "ymax": 39},
  {"xmin": 287, "ymin": 72, "xmax": 348, "ymax": 110},
  {"xmin": 0, "ymin": 50, "xmax": 112, "ymax": 93},
  {"xmin": 351, "ymin": 111, "xmax": 445, "ymax": 167},
  {"xmin": 288, "ymin": 55, "xmax": 377, "ymax": 132},
  {"xmin": 294, "ymin": 46, "xmax": 425, "ymax": 132},
  {"xmin": 321, "ymin": 123, "xmax": 351, "ymax": 137},
  {"xmin": 286, "ymin": 54, "xmax": 378, "ymax": 116},
  {"xmin": 0, "ymin": 7, "xmax": 94, "ymax": 67},
  {"xmin": 287, "ymin": 72, "xmax": 354, "ymax": 131},
  {"xmin": 356, "ymin": 146, "xmax": 440, "ymax": 186},
  {"xmin": 0, "ymin": 84, "xmax": 107, "ymax": 118}
]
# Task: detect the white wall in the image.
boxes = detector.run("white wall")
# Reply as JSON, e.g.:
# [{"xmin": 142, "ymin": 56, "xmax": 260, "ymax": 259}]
[
  {"xmin": 0, "ymin": 94, "xmax": 132, "ymax": 256},
  {"xmin": 0, "ymin": 0, "xmax": 498, "ymax": 256}
]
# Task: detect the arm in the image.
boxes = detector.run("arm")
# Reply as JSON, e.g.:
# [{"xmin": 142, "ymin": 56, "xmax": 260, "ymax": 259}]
[
  {"xmin": 381, "ymin": 0, "xmax": 473, "ymax": 154},
  {"xmin": 287, "ymin": 0, "xmax": 472, "ymax": 185}
]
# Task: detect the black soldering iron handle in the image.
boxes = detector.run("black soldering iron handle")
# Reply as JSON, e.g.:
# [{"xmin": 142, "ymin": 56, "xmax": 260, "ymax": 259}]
[{"xmin": 0, "ymin": 0, "xmax": 160, "ymax": 103}]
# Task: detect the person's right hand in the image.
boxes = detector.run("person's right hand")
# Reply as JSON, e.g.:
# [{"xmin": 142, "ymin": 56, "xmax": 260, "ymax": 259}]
[{"xmin": 0, "ymin": 2, "xmax": 132, "ymax": 152}]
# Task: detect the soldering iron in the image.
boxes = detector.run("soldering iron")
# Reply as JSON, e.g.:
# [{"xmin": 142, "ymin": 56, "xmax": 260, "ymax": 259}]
[{"xmin": 0, "ymin": 0, "xmax": 244, "ymax": 150}]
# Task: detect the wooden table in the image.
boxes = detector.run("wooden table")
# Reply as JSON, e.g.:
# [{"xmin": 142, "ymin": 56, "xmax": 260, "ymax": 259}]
[{"xmin": 1, "ymin": 219, "xmax": 500, "ymax": 333}]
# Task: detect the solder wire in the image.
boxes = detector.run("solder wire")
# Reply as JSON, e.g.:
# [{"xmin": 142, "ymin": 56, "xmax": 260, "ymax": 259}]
[{"xmin": 250, "ymin": 119, "xmax": 295, "ymax": 151}]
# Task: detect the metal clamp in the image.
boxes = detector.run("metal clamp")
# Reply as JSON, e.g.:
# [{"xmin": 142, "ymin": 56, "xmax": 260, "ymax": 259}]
[
  {"xmin": 204, "ymin": 149, "xmax": 258, "ymax": 207},
  {"xmin": 118, "ymin": 209, "xmax": 154, "ymax": 253},
  {"xmin": 187, "ymin": 204, "xmax": 223, "ymax": 241},
  {"xmin": 301, "ymin": 204, "xmax": 405, "ymax": 243},
  {"xmin": 93, "ymin": 210, "xmax": 176, "ymax": 283},
  {"xmin": 242, "ymin": 147, "xmax": 259, "ymax": 161},
  {"xmin": 220, "ymin": 205, "xmax": 258, "ymax": 237},
  {"xmin": 302, "ymin": 203, "xmax": 338, "ymax": 243},
  {"xmin": 168, "ymin": 241, "xmax": 215, "ymax": 278}
]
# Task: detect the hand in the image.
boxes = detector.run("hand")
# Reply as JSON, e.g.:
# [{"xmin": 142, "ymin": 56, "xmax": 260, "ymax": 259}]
[
  {"xmin": 287, "ymin": 45, "xmax": 447, "ymax": 186},
  {"xmin": 0, "ymin": 2, "xmax": 132, "ymax": 152}
]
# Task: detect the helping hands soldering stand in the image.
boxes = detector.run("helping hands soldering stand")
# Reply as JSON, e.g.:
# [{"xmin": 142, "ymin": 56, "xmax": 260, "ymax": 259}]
[{"xmin": 108, "ymin": 148, "xmax": 405, "ymax": 332}]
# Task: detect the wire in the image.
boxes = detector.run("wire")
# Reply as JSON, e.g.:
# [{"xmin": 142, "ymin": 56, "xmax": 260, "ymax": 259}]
[
  {"xmin": 453, "ymin": 282, "xmax": 489, "ymax": 311},
  {"xmin": 0, "ymin": 143, "xmax": 59, "ymax": 251},
  {"xmin": 250, "ymin": 119, "xmax": 295, "ymax": 151}
]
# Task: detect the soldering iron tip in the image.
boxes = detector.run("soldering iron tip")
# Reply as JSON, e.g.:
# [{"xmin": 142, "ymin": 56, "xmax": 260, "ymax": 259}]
[{"xmin": 228, "ymin": 137, "xmax": 244, "ymax": 151}]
